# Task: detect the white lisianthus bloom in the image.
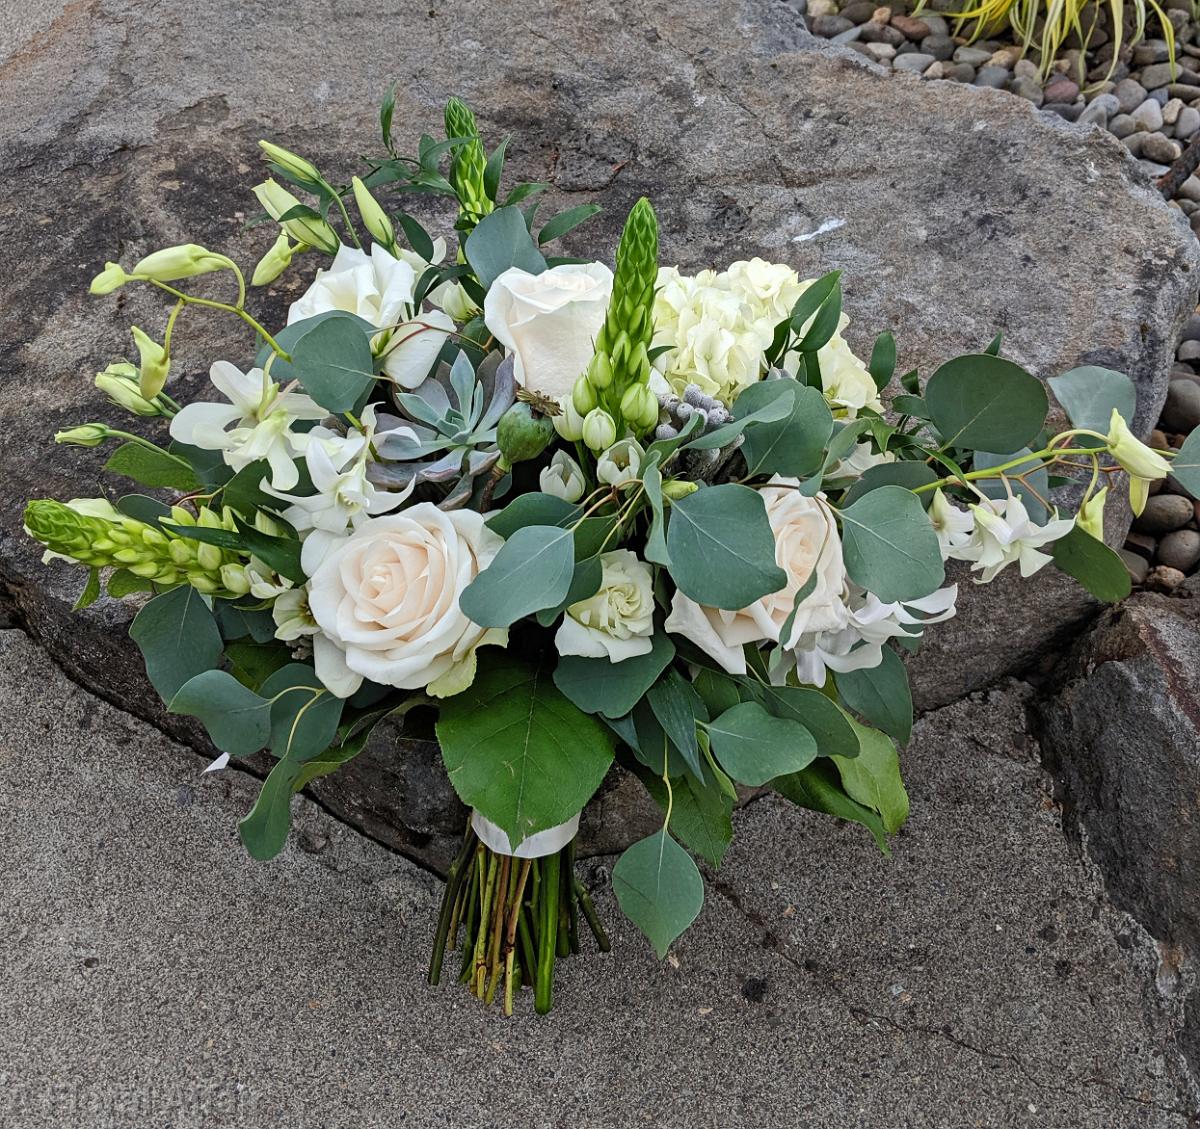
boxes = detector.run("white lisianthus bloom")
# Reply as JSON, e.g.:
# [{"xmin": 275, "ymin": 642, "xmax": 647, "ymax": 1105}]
[
  {"xmin": 789, "ymin": 585, "xmax": 959, "ymax": 687},
  {"xmin": 539, "ymin": 450, "xmax": 587, "ymax": 503},
  {"xmin": 928, "ymin": 489, "xmax": 975, "ymax": 560},
  {"xmin": 307, "ymin": 504, "xmax": 506, "ymax": 699},
  {"xmin": 168, "ymin": 360, "xmax": 326, "ymax": 490},
  {"xmin": 288, "ymin": 243, "xmax": 453, "ymax": 389},
  {"xmin": 949, "ymin": 492, "xmax": 1074, "ymax": 583},
  {"xmin": 555, "ymin": 550, "xmax": 655, "ymax": 663},
  {"xmin": 664, "ymin": 479, "xmax": 847, "ymax": 675},
  {"xmin": 483, "ymin": 263, "xmax": 614, "ymax": 400},
  {"xmin": 596, "ymin": 438, "xmax": 645, "ymax": 488}
]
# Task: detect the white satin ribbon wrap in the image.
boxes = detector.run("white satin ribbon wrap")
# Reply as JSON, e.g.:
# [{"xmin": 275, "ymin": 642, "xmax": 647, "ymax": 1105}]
[{"xmin": 470, "ymin": 811, "xmax": 580, "ymax": 859}]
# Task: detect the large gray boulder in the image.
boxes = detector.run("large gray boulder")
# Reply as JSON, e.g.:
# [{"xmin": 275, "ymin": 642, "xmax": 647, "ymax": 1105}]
[{"xmin": 1, "ymin": 0, "xmax": 1196, "ymax": 867}]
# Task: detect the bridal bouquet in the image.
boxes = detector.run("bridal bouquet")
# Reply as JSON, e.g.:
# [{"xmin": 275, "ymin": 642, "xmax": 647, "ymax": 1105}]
[{"xmin": 27, "ymin": 95, "xmax": 1200, "ymax": 1014}]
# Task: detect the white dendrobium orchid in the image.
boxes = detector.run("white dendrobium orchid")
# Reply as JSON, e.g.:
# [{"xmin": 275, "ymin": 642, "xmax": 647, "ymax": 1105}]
[
  {"xmin": 949, "ymin": 491, "xmax": 1074, "ymax": 583},
  {"xmin": 1106, "ymin": 408, "xmax": 1171, "ymax": 516},
  {"xmin": 287, "ymin": 243, "xmax": 454, "ymax": 389},
  {"xmin": 928, "ymin": 489, "xmax": 976, "ymax": 560},
  {"xmin": 168, "ymin": 360, "xmax": 326, "ymax": 490},
  {"xmin": 555, "ymin": 550, "xmax": 655, "ymax": 663}
]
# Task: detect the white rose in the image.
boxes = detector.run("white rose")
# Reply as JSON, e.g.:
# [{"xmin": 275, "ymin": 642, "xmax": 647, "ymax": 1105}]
[
  {"xmin": 555, "ymin": 549, "xmax": 655, "ymax": 663},
  {"xmin": 307, "ymin": 504, "xmax": 506, "ymax": 698},
  {"xmin": 664, "ymin": 479, "xmax": 848, "ymax": 675},
  {"xmin": 483, "ymin": 262, "xmax": 613, "ymax": 400}
]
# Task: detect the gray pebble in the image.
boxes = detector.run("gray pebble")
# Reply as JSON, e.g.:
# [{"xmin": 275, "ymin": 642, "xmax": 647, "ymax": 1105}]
[
  {"xmin": 1137, "ymin": 159, "xmax": 1171, "ymax": 176},
  {"xmin": 1162, "ymin": 378, "xmax": 1200, "ymax": 431},
  {"xmin": 1181, "ymin": 313, "xmax": 1200, "ymax": 342},
  {"xmin": 1142, "ymin": 132, "xmax": 1183, "ymax": 162},
  {"xmin": 863, "ymin": 40, "xmax": 896, "ymax": 60},
  {"xmin": 1119, "ymin": 548, "xmax": 1150, "ymax": 584},
  {"xmin": 942, "ymin": 62, "xmax": 977, "ymax": 82},
  {"xmin": 1139, "ymin": 62, "xmax": 1180, "ymax": 90},
  {"xmin": 1123, "ymin": 132, "xmax": 1147, "ymax": 156},
  {"xmin": 1008, "ymin": 75, "xmax": 1044, "ymax": 105},
  {"xmin": 921, "ymin": 13, "xmax": 949, "ymax": 35},
  {"xmin": 1176, "ymin": 105, "xmax": 1200, "ymax": 137},
  {"xmin": 860, "ymin": 21, "xmax": 906, "ymax": 45},
  {"xmin": 1177, "ymin": 340, "xmax": 1200, "ymax": 363},
  {"xmin": 1134, "ymin": 493, "xmax": 1195, "ymax": 535},
  {"xmin": 1078, "ymin": 93, "xmax": 1120, "ymax": 126},
  {"xmin": 1108, "ymin": 113, "xmax": 1138, "ymax": 138},
  {"xmin": 921, "ymin": 33, "xmax": 956, "ymax": 60},
  {"xmin": 1157, "ymin": 529, "xmax": 1200, "ymax": 572},
  {"xmin": 954, "ymin": 45, "xmax": 993, "ymax": 66},
  {"xmin": 1114, "ymin": 78, "xmax": 1149, "ymax": 113},
  {"xmin": 974, "ymin": 65, "xmax": 1010, "ymax": 88},
  {"xmin": 831, "ymin": 25, "xmax": 864, "ymax": 44},
  {"xmin": 1044, "ymin": 103, "xmax": 1085, "ymax": 121},
  {"xmin": 893, "ymin": 52, "xmax": 935, "ymax": 73},
  {"xmin": 1132, "ymin": 97, "xmax": 1165, "ymax": 131},
  {"xmin": 1133, "ymin": 39, "xmax": 1173, "ymax": 65},
  {"xmin": 811, "ymin": 14, "xmax": 854, "ymax": 36},
  {"xmin": 839, "ymin": 0, "xmax": 879, "ymax": 22},
  {"xmin": 1180, "ymin": 174, "xmax": 1200, "ymax": 202}
]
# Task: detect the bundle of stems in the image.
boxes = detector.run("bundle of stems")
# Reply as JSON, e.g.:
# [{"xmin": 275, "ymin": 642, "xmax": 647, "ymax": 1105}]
[{"xmin": 427, "ymin": 827, "xmax": 611, "ymax": 1015}]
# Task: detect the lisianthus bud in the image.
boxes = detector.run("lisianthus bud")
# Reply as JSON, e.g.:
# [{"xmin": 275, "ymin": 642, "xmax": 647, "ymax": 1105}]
[
  {"xmin": 90, "ymin": 261, "xmax": 128, "ymax": 295},
  {"xmin": 553, "ymin": 397, "xmax": 586, "ymax": 442},
  {"xmin": 131, "ymin": 243, "xmax": 228, "ymax": 283},
  {"xmin": 220, "ymin": 563, "xmax": 252, "ymax": 596},
  {"xmin": 55, "ymin": 424, "xmax": 109, "ymax": 447},
  {"xmin": 1076, "ymin": 486, "xmax": 1108, "ymax": 541},
  {"xmin": 572, "ymin": 373, "xmax": 599, "ymax": 416},
  {"xmin": 1106, "ymin": 409, "xmax": 1170, "ymax": 516},
  {"xmin": 258, "ymin": 140, "xmax": 321, "ymax": 185},
  {"xmin": 619, "ymin": 383, "xmax": 658, "ymax": 432},
  {"xmin": 95, "ymin": 362, "xmax": 162, "ymax": 416},
  {"xmin": 582, "ymin": 408, "xmax": 617, "ymax": 452},
  {"xmin": 433, "ymin": 280, "xmax": 478, "ymax": 323},
  {"xmin": 253, "ymin": 179, "xmax": 339, "ymax": 255},
  {"xmin": 130, "ymin": 326, "xmax": 170, "ymax": 399},
  {"xmin": 351, "ymin": 176, "xmax": 396, "ymax": 248},
  {"xmin": 539, "ymin": 450, "xmax": 587, "ymax": 503},
  {"xmin": 661, "ymin": 478, "xmax": 699, "ymax": 500},
  {"xmin": 251, "ymin": 230, "xmax": 298, "ymax": 286},
  {"xmin": 587, "ymin": 352, "xmax": 614, "ymax": 391}
]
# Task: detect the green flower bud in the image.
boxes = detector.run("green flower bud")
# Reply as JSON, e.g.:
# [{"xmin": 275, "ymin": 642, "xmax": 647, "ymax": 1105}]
[
  {"xmin": 258, "ymin": 140, "xmax": 322, "ymax": 185},
  {"xmin": 131, "ymin": 244, "xmax": 229, "ymax": 283},
  {"xmin": 572, "ymin": 373, "xmax": 599, "ymax": 416},
  {"xmin": 444, "ymin": 97, "xmax": 493, "ymax": 231},
  {"xmin": 587, "ymin": 352, "xmax": 614, "ymax": 390},
  {"xmin": 253, "ymin": 179, "xmax": 339, "ymax": 255},
  {"xmin": 55, "ymin": 424, "xmax": 109, "ymax": 448},
  {"xmin": 252, "ymin": 230, "xmax": 299, "ymax": 287},
  {"xmin": 582, "ymin": 409, "xmax": 617, "ymax": 453},
  {"xmin": 1106, "ymin": 409, "xmax": 1171, "ymax": 517},
  {"xmin": 553, "ymin": 397, "xmax": 586, "ymax": 442},
  {"xmin": 96, "ymin": 363, "xmax": 163, "ymax": 417},
  {"xmin": 90, "ymin": 261, "xmax": 128, "ymax": 295},
  {"xmin": 351, "ymin": 176, "xmax": 396, "ymax": 248},
  {"xmin": 1076, "ymin": 486, "xmax": 1108, "ymax": 542},
  {"xmin": 497, "ymin": 402, "xmax": 555, "ymax": 464},
  {"xmin": 130, "ymin": 326, "xmax": 170, "ymax": 399},
  {"xmin": 661, "ymin": 478, "xmax": 699, "ymax": 500}
]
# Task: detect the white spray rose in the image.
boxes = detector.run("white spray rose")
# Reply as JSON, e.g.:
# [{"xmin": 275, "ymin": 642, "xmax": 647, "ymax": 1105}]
[
  {"xmin": 555, "ymin": 550, "xmax": 655, "ymax": 663},
  {"xmin": 483, "ymin": 263, "xmax": 614, "ymax": 400},
  {"xmin": 664, "ymin": 479, "xmax": 847, "ymax": 675},
  {"xmin": 307, "ymin": 505, "xmax": 506, "ymax": 699}
]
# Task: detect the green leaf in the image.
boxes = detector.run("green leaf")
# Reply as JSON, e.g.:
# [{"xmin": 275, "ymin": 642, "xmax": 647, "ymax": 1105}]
[
  {"xmin": 692, "ymin": 668, "xmax": 742, "ymax": 717},
  {"xmin": 788, "ymin": 270, "xmax": 842, "ymax": 347},
  {"xmin": 73, "ymin": 568, "xmax": 101, "ymax": 610},
  {"xmin": 221, "ymin": 460, "xmax": 275, "ymax": 515},
  {"xmin": 225, "ymin": 640, "xmax": 293, "ymax": 690},
  {"xmin": 261, "ymin": 664, "xmax": 345, "ymax": 760},
  {"xmin": 435, "ymin": 659, "xmax": 614, "ymax": 844},
  {"xmin": 169, "ymin": 669, "xmax": 272, "ymax": 755},
  {"xmin": 735, "ymin": 382, "xmax": 832, "ymax": 477},
  {"xmin": 706, "ymin": 701, "xmax": 817, "ymax": 786},
  {"xmin": 924, "ymin": 354, "xmax": 1048, "ymax": 453},
  {"xmin": 239, "ymin": 750, "xmax": 307, "ymax": 860},
  {"xmin": 459, "ymin": 524, "xmax": 575, "ymax": 627},
  {"xmin": 684, "ymin": 382, "xmax": 796, "ymax": 451},
  {"xmin": 129, "ymin": 586, "xmax": 223, "ymax": 703},
  {"xmin": 1051, "ymin": 524, "xmax": 1131, "ymax": 603},
  {"xmin": 116, "ymin": 494, "xmax": 171, "ymax": 526},
  {"xmin": 482, "ymin": 136, "xmax": 510, "ymax": 202},
  {"xmin": 840, "ymin": 461, "xmax": 938, "ymax": 506},
  {"xmin": 104, "ymin": 442, "xmax": 200, "ymax": 491},
  {"xmin": 553, "ymin": 633, "xmax": 676, "ymax": 718},
  {"xmin": 647, "ymin": 669, "xmax": 708, "ymax": 779},
  {"xmin": 869, "ymin": 332, "xmax": 896, "ymax": 392},
  {"xmin": 288, "ymin": 312, "xmax": 377, "ymax": 413},
  {"xmin": 537, "ymin": 204, "xmax": 601, "ymax": 245},
  {"xmin": 837, "ymin": 486, "xmax": 944, "ymax": 603},
  {"xmin": 975, "ymin": 448, "xmax": 1049, "ymax": 525},
  {"xmin": 396, "ymin": 212, "xmax": 435, "ymax": 262},
  {"xmin": 740, "ymin": 681, "xmax": 859, "ymax": 758},
  {"xmin": 640, "ymin": 769, "xmax": 734, "ymax": 868},
  {"xmin": 984, "ymin": 332, "xmax": 1003, "ymax": 356},
  {"xmin": 485, "ymin": 493, "xmax": 578, "ymax": 538},
  {"xmin": 465, "ymin": 205, "xmax": 547, "ymax": 288},
  {"xmin": 106, "ymin": 568, "xmax": 154, "ymax": 599},
  {"xmin": 773, "ymin": 760, "xmax": 890, "ymax": 854},
  {"xmin": 643, "ymin": 456, "xmax": 670, "ymax": 566},
  {"xmin": 1171, "ymin": 427, "xmax": 1200, "ymax": 496},
  {"xmin": 380, "ymin": 80, "xmax": 397, "ymax": 150},
  {"xmin": 233, "ymin": 516, "xmax": 305, "ymax": 585},
  {"xmin": 1047, "ymin": 366, "xmax": 1136, "ymax": 450},
  {"xmin": 666, "ymin": 484, "xmax": 787, "ymax": 610},
  {"xmin": 834, "ymin": 721, "xmax": 909, "ymax": 834},
  {"xmin": 834, "ymin": 647, "xmax": 913, "ymax": 745},
  {"xmin": 612, "ymin": 831, "xmax": 704, "ymax": 958}
]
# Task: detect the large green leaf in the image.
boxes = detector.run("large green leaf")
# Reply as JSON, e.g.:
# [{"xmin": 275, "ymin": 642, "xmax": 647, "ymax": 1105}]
[
  {"xmin": 459, "ymin": 524, "xmax": 575, "ymax": 627},
  {"xmin": 168, "ymin": 669, "xmax": 272, "ymax": 755},
  {"xmin": 834, "ymin": 647, "xmax": 913, "ymax": 746},
  {"xmin": 640, "ymin": 769, "xmax": 734, "ymax": 868},
  {"xmin": 740, "ymin": 681, "xmax": 859, "ymax": 758},
  {"xmin": 261, "ymin": 664, "xmax": 345, "ymax": 760},
  {"xmin": 666, "ymin": 484, "xmax": 787, "ymax": 610},
  {"xmin": 684, "ymin": 382, "xmax": 796, "ymax": 451},
  {"xmin": 485, "ymin": 493, "xmax": 578, "ymax": 538},
  {"xmin": 288, "ymin": 312, "xmax": 377, "ymax": 413},
  {"xmin": 837, "ymin": 486, "xmax": 944, "ymax": 603},
  {"xmin": 1051, "ymin": 524, "xmax": 1131, "ymax": 603},
  {"xmin": 647, "ymin": 669, "xmax": 707, "ymax": 780},
  {"xmin": 735, "ymin": 381, "xmax": 832, "ymax": 477},
  {"xmin": 924, "ymin": 353, "xmax": 1048, "ymax": 453},
  {"xmin": 840, "ymin": 461, "xmax": 938, "ymax": 506},
  {"xmin": 975, "ymin": 448, "xmax": 1049, "ymax": 525},
  {"xmin": 1172, "ymin": 427, "xmax": 1200, "ymax": 496},
  {"xmin": 104, "ymin": 442, "xmax": 201, "ymax": 491},
  {"xmin": 773, "ymin": 760, "xmax": 890, "ymax": 853},
  {"xmin": 834, "ymin": 721, "xmax": 909, "ymax": 834},
  {"xmin": 642, "ymin": 455, "xmax": 670, "ymax": 566},
  {"xmin": 435, "ymin": 660, "xmax": 614, "ymax": 844},
  {"xmin": 612, "ymin": 831, "xmax": 704, "ymax": 958},
  {"xmin": 129, "ymin": 586, "xmax": 223, "ymax": 702},
  {"xmin": 553, "ymin": 633, "xmax": 676, "ymax": 718},
  {"xmin": 465, "ymin": 205, "xmax": 547, "ymax": 288},
  {"xmin": 706, "ymin": 701, "xmax": 817, "ymax": 786},
  {"xmin": 1047, "ymin": 366, "xmax": 1135, "ymax": 449}
]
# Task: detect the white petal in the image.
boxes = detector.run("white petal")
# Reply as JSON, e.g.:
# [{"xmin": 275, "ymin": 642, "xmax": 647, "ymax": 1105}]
[{"xmin": 313, "ymin": 632, "xmax": 363, "ymax": 698}]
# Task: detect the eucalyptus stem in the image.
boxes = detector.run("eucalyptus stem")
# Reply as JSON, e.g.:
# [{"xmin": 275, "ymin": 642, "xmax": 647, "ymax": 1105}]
[{"xmin": 912, "ymin": 444, "xmax": 1106, "ymax": 495}]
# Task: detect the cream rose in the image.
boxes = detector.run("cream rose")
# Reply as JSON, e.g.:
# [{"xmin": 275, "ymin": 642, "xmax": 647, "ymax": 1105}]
[
  {"xmin": 482, "ymin": 262, "xmax": 613, "ymax": 400},
  {"xmin": 308, "ymin": 504, "xmax": 506, "ymax": 699},
  {"xmin": 555, "ymin": 550, "xmax": 655, "ymax": 663},
  {"xmin": 664, "ymin": 480, "xmax": 848, "ymax": 675}
]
